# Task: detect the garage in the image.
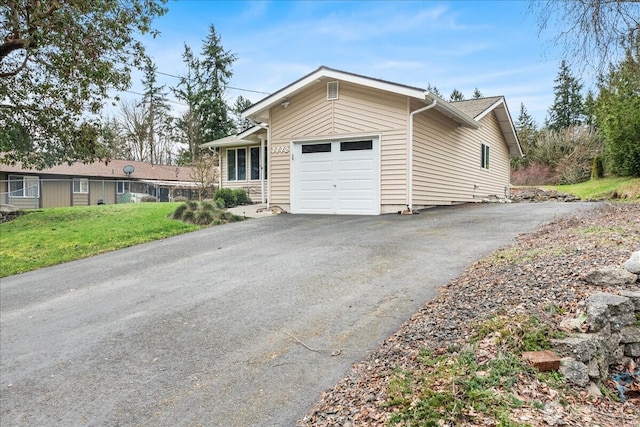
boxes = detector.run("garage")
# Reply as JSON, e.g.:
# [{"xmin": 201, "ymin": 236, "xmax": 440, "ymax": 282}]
[{"xmin": 291, "ymin": 137, "xmax": 380, "ymax": 215}]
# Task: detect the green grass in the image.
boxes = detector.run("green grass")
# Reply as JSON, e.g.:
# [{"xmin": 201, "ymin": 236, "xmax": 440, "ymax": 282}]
[
  {"xmin": 0, "ymin": 203, "xmax": 200, "ymax": 277},
  {"xmin": 544, "ymin": 176, "xmax": 640, "ymax": 200},
  {"xmin": 386, "ymin": 315, "xmax": 567, "ymax": 426}
]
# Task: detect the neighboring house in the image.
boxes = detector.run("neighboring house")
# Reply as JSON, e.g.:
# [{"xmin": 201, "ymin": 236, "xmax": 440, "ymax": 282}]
[
  {"xmin": 0, "ymin": 159, "xmax": 202, "ymax": 209},
  {"xmin": 205, "ymin": 66, "xmax": 523, "ymax": 215}
]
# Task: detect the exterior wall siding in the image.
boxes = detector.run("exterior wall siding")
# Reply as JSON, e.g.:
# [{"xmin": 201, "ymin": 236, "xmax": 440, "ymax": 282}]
[
  {"xmin": 220, "ymin": 147, "xmax": 265, "ymax": 203},
  {"xmin": 41, "ymin": 179, "xmax": 71, "ymax": 208},
  {"xmin": 90, "ymin": 180, "xmax": 117, "ymax": 205},
  {"xmin": 268, "ymin": 79, "xmax": 409, "ymax": 209},
  {"xmin": 412, "ymin": 108, "xmax": 510, "ymax": 206}
]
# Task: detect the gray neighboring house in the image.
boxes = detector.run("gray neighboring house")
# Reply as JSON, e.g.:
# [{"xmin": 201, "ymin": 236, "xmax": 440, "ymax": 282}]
[{"xmin": 0, "ymin": 159, "xmax": 201, "ymax": 209}]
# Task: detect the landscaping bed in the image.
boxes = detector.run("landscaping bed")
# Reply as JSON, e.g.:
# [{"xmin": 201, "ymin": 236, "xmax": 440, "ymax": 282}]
[{"xmin": 301, "ymin": 202, "xmax": 640, "ymax": 426}]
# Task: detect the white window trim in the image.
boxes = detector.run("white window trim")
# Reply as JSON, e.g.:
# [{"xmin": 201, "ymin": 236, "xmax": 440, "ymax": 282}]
[
  {"xmin": 8, "ymin": 175, "xmax": 39, "ymax": 198},
  {"xmin": 73, "ymin": 178, "xmax": 89, "ymax": 194},
  {"xmin": 227, "ymin": 147, "xmax": 248, "ymax": 182}
]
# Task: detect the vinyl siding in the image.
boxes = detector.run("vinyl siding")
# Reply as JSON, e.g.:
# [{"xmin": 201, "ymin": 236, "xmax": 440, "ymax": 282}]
[
  {"xmin": 412, "ymin": 108, "xmax": 510, "ymax": 205},
  {"xmin": 269, "ymin": 79, "xmax": 409, "ymax": 207},
  {"xmin": 220, "ymin": 147, "xmax": 265, "ymax": 203},
  {"xmin": 89, "ymin": 180, "xmax": 117, "ymax": 205}
]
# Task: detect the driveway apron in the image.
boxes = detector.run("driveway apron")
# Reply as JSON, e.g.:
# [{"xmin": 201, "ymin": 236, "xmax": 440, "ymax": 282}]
[{"xmin": 0, "ymin": 202, "xmax": 597, "ymax": 426}]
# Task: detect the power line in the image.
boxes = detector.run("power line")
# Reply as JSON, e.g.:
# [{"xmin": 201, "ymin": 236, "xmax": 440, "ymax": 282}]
[{"xmin": 154, "ymin": 70, "xmax": 271, "ymax": 95}]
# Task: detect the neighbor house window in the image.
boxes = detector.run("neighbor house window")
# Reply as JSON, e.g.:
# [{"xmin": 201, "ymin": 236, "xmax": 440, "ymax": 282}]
[
  {"xmin": 227, "ymin": 148, "xmax": 246, "ymax": 181},
  {"xmin": 481, "ymin": 143, "xmax": 490, "ymax": 169},
  {"xmin": 117, "ymin": 181, "xmax": 130, "ymax": 194},
  {"xmin": 73, "ymin": 178, "xmax": 89, "ymax": 194},
  {"xmin": 8, "ymin": 175, "xmax": 39, "ymax": 198}
]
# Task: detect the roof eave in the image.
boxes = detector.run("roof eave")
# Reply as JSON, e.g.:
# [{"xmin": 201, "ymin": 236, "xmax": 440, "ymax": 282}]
[
  {"xmin": 242, "ymin": 66, "xmax": 427, "ymax": 123},
  {"xmin": 424, "ymin": 92, "xmax": 479, "ymax": 129}
]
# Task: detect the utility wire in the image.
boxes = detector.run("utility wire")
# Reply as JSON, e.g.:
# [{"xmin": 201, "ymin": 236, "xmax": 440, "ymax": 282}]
[{"xmin": 154, "ymin": 70, "xmax": 271, "ymax": 95}]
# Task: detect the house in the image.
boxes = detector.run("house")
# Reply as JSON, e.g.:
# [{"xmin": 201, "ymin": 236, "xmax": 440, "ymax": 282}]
[
  {"xmin": 203, "ymin": 66, "xmax": 522, "ymax": 215},
  {"xmin": 0, "ymin": 159, "xmax": 202, "ymax": 209}
]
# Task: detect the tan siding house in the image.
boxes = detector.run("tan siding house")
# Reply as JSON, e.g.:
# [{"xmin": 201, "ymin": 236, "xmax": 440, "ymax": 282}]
[{"xmin": 204, "ymin": 66, "xmax": 521, "ymax": 215}]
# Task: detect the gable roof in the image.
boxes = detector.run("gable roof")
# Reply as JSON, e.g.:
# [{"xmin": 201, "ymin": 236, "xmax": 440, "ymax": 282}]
[
  {"xmin": 200, "ymin": 124, "xmax": 267, "ymax": 149},
  {"xmin": 452, "ymin": 97, "xmax": 523, "ymax": 158},
  {"xmin": 242, "ymin": 66, "xmax": 479, "ymax": 129},
  {"xmin": 0, "ymin": 159, "xmax": 197, "ymax": 182}
]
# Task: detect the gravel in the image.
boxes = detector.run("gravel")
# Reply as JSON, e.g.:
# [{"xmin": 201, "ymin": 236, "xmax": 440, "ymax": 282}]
[{"xmin": 300, "ymin": 202, "xmax": 640, "ymax": 426}]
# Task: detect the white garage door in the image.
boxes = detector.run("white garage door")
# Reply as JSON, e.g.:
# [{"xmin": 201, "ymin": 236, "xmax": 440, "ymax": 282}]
[{"xmin": 291, "ymin": 138, "xmax": 380, "ymax": 215}]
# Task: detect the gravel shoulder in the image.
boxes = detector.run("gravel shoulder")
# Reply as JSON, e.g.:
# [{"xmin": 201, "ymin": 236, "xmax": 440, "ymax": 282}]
[{"xmin": 301, "ymin": 202, "xmax": 640, "ymax": 426}]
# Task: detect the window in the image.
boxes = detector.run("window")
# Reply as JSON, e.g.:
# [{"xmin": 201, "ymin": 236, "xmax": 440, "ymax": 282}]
[
  {"xmin": 341, "ymin": 140, "xmax": 373, "ymax": 151},
  {"xmin": 9, "ymin": 175, "xmax": 39, "ymax": 198},
  {"xmin": 73, "ymin": 178, "xmax": 89, "ymax": 193},
  {"xmin": 227, "ymin": 148, "xmax": 247, "ymax": 181},
  {"xmin": 302, "ymin": 143, "xmax": 331, "ymax": 153},
  {"xmin": 117, "ymin": 181, "xmax": 130, "ymax": 194},
  {"xmin": 481, "ymin": 143, "xmax": 490, "ymax": 169},
  {"xmin": 250, "ymin": 147, "xmax": 260, "ymax": 180}
]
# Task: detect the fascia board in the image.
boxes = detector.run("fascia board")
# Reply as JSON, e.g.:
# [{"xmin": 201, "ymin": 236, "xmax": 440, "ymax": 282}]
[
  {"xmin": 425, "ymin": 92, "xmax": 479, "ymax": 129},
  {"xmin": 242, "ymin": 67, "xmax": 426, "ymax": 121}
]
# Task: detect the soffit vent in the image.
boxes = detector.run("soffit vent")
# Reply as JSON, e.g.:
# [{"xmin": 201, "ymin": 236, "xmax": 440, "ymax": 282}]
[{"xmin": 327, "ymin": 81, "xmax": 339, "ymax": 100}]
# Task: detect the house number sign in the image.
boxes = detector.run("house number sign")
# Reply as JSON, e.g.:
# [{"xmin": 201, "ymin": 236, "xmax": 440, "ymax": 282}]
[{"xmin": 271, "ymin": 146, "xmax": 289, "ymax": 154}]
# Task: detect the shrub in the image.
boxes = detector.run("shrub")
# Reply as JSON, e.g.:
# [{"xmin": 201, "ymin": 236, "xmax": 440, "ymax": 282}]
[
  {"xmin": 172, "ymin": 203, "xmax": 189, "ymax": 219},
  {"xmin": 173, "ymin": 196, "xmax": 188, "ymax": 202},
  {"xmin": 186, "ymin": 200, "xmax": 198, "ymax": 210},
  {"xmin": 181, "ymin": 210, "xmax": 196, "ymax": 223},
  {"xmin": 200, "ymin": 201, "xmax": 216, "ymax": 212},
  {"xmin": 214, "ymin": 188, "xmax": 236, "ymax": 207},
  {"xmin": 592, "ymin": 156, "xmax": 604, "ymax": 179},
  {"xmin": 233, "ymin": 189, "xmax": 250, "ymax": 205},
  {"xmin": 214, "ymin": 198, "xmax": 226, "ymax": 209},
  {"xmin": 195, "ymin": 210, "xmax": 214, "ymax": 225},
  {"xmin": 511, "ymin": 163, "xmax": 559, "ymax": 185},
  {"xmin": 141, "ymin": 195, "xmax": 157, "ymax": 202}
]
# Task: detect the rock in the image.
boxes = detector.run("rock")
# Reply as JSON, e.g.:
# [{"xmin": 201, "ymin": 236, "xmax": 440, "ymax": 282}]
[
  {"xmin": 559, "ymin": 315, "xmax": 586, "ymax": 332},
  {"xmin": 551, "ymin": 334, "xmax": 599, "ymax": 363},
  {"xmin": 559, "ymin": 358, "xmax": 590, "ymax": 386},
  {"xmin": 625, "ymin": 343, "xmax": 640, "ymax": 357},
  {"xmin": 620, "ymin": 325, "xmax": 640, "ymax": 344},
  {"xmin": 619, "ymin": 289, "xmax": 640, "ymax": 310},
  {"xmin": 585, "ymin": 293, "xmax": 635, "ymax": 332},
  {"xmin": 0, "ymin": 204, "xmax": 22, "ymax": 223},
  {"xmin": 586, "ymin": 382, "xmax": 602, "ymax": 398},
  {"xmin": 584, "ymin": 266, "xmax": 638, "ymax": 286},
  {"xmin": 623, "ymin": 250, "xmax": 640, "ymax": 274}
]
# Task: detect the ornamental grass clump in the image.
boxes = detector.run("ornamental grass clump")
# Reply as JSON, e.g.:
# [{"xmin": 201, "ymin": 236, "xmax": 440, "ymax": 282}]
[{"xmin": 170, "ymin": 201, "xmax": 242, "ymax": 226}]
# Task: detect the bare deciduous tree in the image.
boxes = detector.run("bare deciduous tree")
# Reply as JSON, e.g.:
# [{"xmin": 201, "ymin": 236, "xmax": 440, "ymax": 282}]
[{"xmin": 531, "ymin": 0, "xmax": 640, "ymax": 72}]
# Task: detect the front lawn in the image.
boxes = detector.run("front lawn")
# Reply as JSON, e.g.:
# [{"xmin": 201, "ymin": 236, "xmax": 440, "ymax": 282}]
[{"xmin": 0, "ymin": 203, "xmax": 200, "ymax": 277}]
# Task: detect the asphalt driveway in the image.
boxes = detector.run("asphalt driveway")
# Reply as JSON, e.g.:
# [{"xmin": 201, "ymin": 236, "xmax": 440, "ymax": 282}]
[{"xmin": 0, "ymin": 202, "xmax": 597, "ymax": 426}]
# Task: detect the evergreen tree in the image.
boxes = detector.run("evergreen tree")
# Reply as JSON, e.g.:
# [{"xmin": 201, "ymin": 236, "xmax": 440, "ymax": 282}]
[
  {"xmin": 233, "ymin": 96, "xmax": 254, "ymax": 132},
  {"xmin": 515, "ymin": 103, "xmax": 538, "ymax": 165},
  {"xmin": 426, "ymin": 83, "xmax": 443, "ymax": 98},
  {"xmin": 173, "ymin": 44, "xmax": 203, "ymax": 163},
  {"xmin": 173, "ymin": 26, "xmax": 236, "ymax": 163},
  {"xmin": 198, "ymin": 25, "xmax": 237, "ymax": 142},
  {"xmin": 583, "ymin": 90, "xmax": 597, "ymax": 127},
  {"xmin": 449, "ymin": 89, "xmax": 464, "ymax": 101},
  {"xmin": 595, "ymin": 36, "xmax": 640, "ymax": 176},
  {"xmin": 472, "ymin": 88, "xmax": 483, "ymax": 99},
  {"xmin": 546, "ymin": 60, "xmax": 584, "ymax": 130},
  {"xmin": 141, "ymin": 56, "xmax": 171, "ymax": 164}
]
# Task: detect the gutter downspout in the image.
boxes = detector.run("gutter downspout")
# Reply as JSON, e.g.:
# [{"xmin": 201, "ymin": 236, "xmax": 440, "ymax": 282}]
[
  {"xmin": 258, "ymin": 134, "xmax": 266, "ymax": 204},
  {"xmin": 408, "ymin": 98, "xmax": 437, "ymax": 212},
  {"xmin": 256, "ymin": 122, "xmax": 270, "ymax": 208}
]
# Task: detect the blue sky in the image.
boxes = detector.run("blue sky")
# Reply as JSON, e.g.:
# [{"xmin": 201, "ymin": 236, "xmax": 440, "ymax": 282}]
[{"xmin": 126, "ymin": 0, "xmax": 582, "ymax": 125}]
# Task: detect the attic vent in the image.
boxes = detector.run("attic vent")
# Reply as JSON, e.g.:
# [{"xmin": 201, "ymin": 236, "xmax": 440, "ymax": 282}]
[{"xmin": 327, "ymin": 81, "xmax": 339, "ymax": 100}]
